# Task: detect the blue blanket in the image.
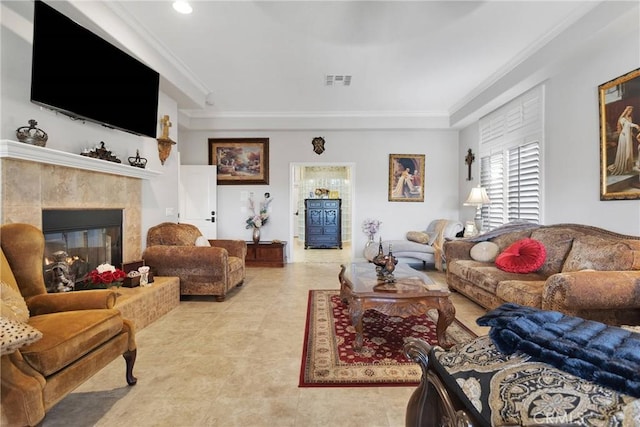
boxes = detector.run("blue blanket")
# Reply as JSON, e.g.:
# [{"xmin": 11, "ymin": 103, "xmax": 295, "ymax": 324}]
[{"xmin": 477, "ymin": 303, "xmax": 640, "ymax": 398}]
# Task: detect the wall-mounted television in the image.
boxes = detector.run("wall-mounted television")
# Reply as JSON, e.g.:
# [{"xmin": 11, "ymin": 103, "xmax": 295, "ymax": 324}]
[{"xmin": 30, "ymin": 1, "xmax": 160, "ymax": 138}]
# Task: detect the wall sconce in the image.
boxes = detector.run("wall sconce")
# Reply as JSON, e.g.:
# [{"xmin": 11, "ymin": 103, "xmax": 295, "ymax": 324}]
[
  {"xmin": 156, "ymin": 115, "xmax": 176, "ymax": 165},
  {"xmin": 463, "ymin": 186, "xmax": 490, "ymax": 236}
]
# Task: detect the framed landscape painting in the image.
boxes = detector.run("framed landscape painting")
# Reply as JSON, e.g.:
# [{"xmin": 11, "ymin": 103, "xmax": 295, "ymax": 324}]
[
  {"xmin": 208, "ymin": 138, "xmax": 269, "ymax": 185},
  {"xmin": 599, "ymin": 68, "xmax": 640, "ymax": 200},
  {"xmin": 388, "ymin": 154, "xmax": 425, "ymax": 202}
]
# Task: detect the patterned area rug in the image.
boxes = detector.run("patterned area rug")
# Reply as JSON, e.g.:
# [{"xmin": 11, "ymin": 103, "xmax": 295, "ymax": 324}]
[{"xmin": 299, "ymin": 289, "xmax": 477, "ymax": 387}]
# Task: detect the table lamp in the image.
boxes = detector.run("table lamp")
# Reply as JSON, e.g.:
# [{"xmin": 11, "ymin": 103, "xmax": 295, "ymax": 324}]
[{"xmin": 463, "ymin": 186, "xmax": 490, "ymax": 236}]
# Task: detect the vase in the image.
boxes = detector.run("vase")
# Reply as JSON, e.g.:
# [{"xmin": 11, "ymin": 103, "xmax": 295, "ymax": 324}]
[
  {"xmin": 252, "ymin": 227, "xmax": 260, "ymax": 244},
  {"xmin": 364, "ymin": 235, "xmax": 375, "ymax": 247},
  {"xmin": 363, "ymin": 236, "xmax": 377, "ymax": 258}
]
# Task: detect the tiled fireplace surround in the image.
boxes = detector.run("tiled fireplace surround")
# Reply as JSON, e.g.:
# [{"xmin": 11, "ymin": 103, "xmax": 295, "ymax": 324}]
[
  {"xmin": 0, "ymin": 141, "xmax": 182, "ymax": 330},
  {"xmin": 0, "ymin": 140, "xmax": 155, "ymax": 263}
]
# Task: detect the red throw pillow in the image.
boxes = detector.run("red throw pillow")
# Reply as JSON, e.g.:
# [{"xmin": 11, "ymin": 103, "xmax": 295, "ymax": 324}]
[{"xmin": 495, "ymin": 238, "xmax": 546, "ymax": 273}]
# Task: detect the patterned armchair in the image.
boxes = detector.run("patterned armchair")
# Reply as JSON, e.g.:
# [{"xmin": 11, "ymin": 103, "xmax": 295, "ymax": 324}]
[{"xmin": 142, "ymin": 222, "xmax": 246, "ymax": 301}]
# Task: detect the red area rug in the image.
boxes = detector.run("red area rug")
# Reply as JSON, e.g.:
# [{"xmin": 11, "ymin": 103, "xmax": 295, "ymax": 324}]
[{"xmin": 299, "ymin": 289, "xmax": 477, "ymax": 387}]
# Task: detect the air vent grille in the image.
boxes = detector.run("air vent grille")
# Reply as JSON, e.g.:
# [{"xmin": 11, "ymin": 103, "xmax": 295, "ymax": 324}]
[{"xmin": 325, "ymin": 75, "xmax": 352, "ymax": 86}]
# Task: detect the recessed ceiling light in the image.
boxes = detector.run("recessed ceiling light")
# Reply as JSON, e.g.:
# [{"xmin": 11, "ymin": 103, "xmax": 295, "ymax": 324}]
[{"xmin": 173, "ymin": 1, "xmax": 192, "ymax": 14}]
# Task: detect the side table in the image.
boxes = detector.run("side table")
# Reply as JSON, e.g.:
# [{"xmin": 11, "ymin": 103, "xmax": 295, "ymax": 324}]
[{"xmin": 245, "ymin": 241, "xmax": 287, "ymax": 267}]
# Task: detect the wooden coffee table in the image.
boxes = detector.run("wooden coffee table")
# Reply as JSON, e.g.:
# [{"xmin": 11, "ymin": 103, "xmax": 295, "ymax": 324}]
[{"xmin": 338, "ymin": 263, "xmax": 455, "ymax": 350}]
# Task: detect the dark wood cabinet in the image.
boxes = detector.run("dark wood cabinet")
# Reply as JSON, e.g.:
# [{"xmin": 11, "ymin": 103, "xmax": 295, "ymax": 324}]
[
  {"xmin": 245, "ymin": 241, "xmax": 287, "ymax": 267},
  {"xmin": 304, "ymin": 199, "xmax": 342, "ymax": 249}
]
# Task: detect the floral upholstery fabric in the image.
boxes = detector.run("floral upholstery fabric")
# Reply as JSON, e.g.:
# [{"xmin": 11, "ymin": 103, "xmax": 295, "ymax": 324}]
[
  {"xmin": 1, "ymin": 280, "xmax": 29, "ymax": 322},
  {"xmin": 529, "ymin": 227, "xmax": 576, "ymax": 276},
  {"xmin": 146, "ymin": 222, "xmax": 201, "ymax": 246},
  {"xmin": 434, "ymin": 336, "xmax": 640, "ymax": 426},
  {"xmin": 562, "ymin": 236, "xmax": 640, "ymax": 272}
]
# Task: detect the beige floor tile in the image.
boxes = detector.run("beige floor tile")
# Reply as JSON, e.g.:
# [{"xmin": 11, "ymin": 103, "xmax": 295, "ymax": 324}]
[{"xmin": 42, "ymin": 260, "xmax": 487, "ymax": 427}]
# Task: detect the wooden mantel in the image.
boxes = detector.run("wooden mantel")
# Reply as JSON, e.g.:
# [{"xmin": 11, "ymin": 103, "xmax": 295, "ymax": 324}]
[{"xmin": 0, "ymin": 139, "xmax": 161, "ymax": 179}]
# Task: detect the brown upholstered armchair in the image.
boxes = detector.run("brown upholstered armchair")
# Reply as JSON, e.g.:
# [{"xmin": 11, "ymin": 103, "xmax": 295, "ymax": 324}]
[
  {"xmin": 142, "ymin": 222, "xmax": 246, "ymax": 301},
  {"xmin": 0, "ymin": 223, "xmax": 137, "ymax": 427}
]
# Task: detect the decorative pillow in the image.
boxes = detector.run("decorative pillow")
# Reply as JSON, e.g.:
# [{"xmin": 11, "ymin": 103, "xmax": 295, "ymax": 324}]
[
  {"xmin": 529, "ymin": 228, "xmax": 576, "ymax": 276},
  {"xmin": 0, "ymin": 281, "xmax": 29, "ymax": 322},
  {"xmin": 195, "ymin": 236, "xmax": 211, "ymax": 247},
  {"xmin": 406, "ymin": 231, "xmax": 430, "ymax": 245},
  {"xmin": 562, "ymin": 236, "xmax": 639, "ymax": 272},
  {"xmin": 470, "ymin": 242, "xmax": 500, "ymax": 262},
  {"xmin": 0, "ymin": 316, "xmax": 42, "ymax": 355},
  {"xmin": 495, "ymin": 238, "xmax": 546, "ymax": 273}
]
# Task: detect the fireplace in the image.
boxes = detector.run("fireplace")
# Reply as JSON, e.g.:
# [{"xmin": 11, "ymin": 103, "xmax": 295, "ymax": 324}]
[{"xmin": 42, "ymin": 209, "xmax": 123, "ymax": 292}]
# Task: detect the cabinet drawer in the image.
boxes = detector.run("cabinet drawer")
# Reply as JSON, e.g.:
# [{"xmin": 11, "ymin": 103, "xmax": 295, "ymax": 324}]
[
  {"xmin": 307, "ymin": 200, "xmax": 324, "ymax": 208},
  {"xmin": 307, "ymin": 226, "xmax": 324, "ymax": 235},
  {"xmin": 245, "ymin": 242, "xmax": 286, "ymax": 267},
  {"xmin": 308, "ymin": 235, "xmax": 339, "ymax": 243}
]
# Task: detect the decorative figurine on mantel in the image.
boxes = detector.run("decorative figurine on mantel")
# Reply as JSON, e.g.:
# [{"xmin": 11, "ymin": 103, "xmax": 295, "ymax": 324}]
[
  {"xmin": 128, "ymin": 149, "xmax": 148, "ymax": 168},
  {"xmin": 16, "ymin": 119, "xmax": 48, "ymax": 147},
  {"xmin": 80, "ymin": 141, "xmax": 121, "ymax": 163},
  {"xmin": 156, "ymin": 114, "xmax": 176, "ymax": 165}
]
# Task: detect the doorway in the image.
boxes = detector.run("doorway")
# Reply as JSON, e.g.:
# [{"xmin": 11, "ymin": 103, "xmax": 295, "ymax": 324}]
[{"xmin": 290, "ymin": 163, "xmax": 355, "ymax": 263}]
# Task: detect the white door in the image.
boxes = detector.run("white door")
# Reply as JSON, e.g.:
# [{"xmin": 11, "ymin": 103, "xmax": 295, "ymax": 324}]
[{"xmin": 179, "ymin": 165, "xmax": 217, "ymax": 238}]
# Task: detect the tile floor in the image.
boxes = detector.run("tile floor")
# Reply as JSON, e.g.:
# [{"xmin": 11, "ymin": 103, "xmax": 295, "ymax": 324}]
[{"xmin": 42, "ymin": 242, "xmax": 489, "ymax": 427}]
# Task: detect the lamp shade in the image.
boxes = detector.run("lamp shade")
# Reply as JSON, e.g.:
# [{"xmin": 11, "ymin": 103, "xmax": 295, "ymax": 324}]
[{"xmin": 464, "ymin": 186, "xmax": 490, "ymax": 206}]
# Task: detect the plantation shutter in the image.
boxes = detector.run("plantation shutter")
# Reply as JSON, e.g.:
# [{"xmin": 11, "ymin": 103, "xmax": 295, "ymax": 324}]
[
  {"xmin": 478, "ymin": 85, "xmax": 544, "ymax": 228},
  {"xmin": 507, "ymin": 141, "xmax": 540, "ymax": 223},
  {"xmin": 480, "ymin": 152, "xmax": 504, "ymax": 230}
]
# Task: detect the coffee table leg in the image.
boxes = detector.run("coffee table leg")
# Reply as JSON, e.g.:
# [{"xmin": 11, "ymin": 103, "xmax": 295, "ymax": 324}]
[
  {"xmin": 349, "ymin": 299, "xmax": 364, "ymax": 351},
  {"xmin": 435, "ymin": 297, "xmax": 456, "ymax": 349}
]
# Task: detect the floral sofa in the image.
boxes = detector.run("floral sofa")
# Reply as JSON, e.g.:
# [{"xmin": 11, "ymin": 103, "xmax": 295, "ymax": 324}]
[{"xmin": 444, "ymin": 223, "xmax": 640, "ymax": 326}]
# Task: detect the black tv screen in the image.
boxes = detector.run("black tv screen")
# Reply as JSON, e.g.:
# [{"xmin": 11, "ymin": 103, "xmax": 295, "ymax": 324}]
[{"xmin": 30, "ymin": 1, "xmax": 160, "ymax": 138}]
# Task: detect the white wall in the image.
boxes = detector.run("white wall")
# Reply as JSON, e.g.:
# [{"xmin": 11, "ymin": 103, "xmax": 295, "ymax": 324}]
[
  {"xmin": 458, "ymin": 1, "xmax": 640, "ymax": 236},
  {"xmin": 141, "ymin": 93, "xmax": 180, "ymax": 246},
  {"xmin": 179, "ymin": 129, "xmax": 460, "ymax": 259},
  {"xmin": 543, "ymin": 16, "xmax": 639, "ymax": 232}
]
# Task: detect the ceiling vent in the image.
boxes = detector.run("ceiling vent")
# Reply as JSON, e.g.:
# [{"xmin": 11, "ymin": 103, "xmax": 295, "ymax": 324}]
[{"xmin": 325, "ymin": 75, "xmax": 352, "ymax": 86}]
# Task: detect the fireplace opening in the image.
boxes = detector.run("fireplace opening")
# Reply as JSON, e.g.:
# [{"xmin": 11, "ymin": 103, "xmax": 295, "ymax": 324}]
[{"xmin": 42, "ymin": 209, "xmax": 123, "ymax": 292}]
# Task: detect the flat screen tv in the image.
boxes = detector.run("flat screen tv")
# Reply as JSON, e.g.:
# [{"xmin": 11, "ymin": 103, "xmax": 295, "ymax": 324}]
[{"xmin": 30, "ymin": 1, "xmax": 160, "ymax": 138}]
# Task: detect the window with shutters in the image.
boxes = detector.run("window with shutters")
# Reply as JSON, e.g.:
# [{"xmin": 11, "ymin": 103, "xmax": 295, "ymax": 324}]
[{"xmin": 479, "ymin": 86, "xmax": 544, "ymax": 229}]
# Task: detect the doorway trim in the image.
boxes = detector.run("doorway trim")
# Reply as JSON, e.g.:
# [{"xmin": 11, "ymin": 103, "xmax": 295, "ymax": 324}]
[{"xmin": 289, "ymin": 162, "xmax": 356, "ymax": 262}]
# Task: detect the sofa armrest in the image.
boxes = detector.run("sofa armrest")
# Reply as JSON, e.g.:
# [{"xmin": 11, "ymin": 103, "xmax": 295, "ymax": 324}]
[
  {"xmin": 25, "ymin": 290, "xmax": 117, "ymax": 316},
  {"xmin": 443, "ymin": 240, "xmax": 475, "ymax": 262},
  {"xmin": 208, "ymin": 239, "xmax": 247, "ymax": 260},
  {"xmin": 542, "ymin": 270, "xmax": 640, "ymax": 312}
]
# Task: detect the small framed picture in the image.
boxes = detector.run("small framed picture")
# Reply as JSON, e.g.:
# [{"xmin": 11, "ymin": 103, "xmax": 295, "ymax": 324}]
[
  {"xmin": 208, "ymin": 138, "xmax": 269, "ymax": 185},
  {"xmin": 388, "ymin": 154, "xmax": 425, "ymax": 202}
]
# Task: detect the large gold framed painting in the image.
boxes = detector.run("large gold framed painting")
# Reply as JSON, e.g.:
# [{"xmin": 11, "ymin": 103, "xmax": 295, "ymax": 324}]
[
  {"xmin": 599, "ymin": 68, "xmax": 640, "ymax": 200},
  {"xmin": 208, "ymin": 138, "xmax": 269, "ymax": 185}
]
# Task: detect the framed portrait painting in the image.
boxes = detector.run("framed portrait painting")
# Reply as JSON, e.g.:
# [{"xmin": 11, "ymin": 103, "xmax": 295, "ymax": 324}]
[
  {"xmin": 208, "ymin": 138, "xmax": 269, "ymax": 185},
  {"xmin": 599, "ymin": 68, "xmax": 640, "ymax": 200},
  {"xmin": 388, "ymin": 154, "xmax": 425, "ymax": 202}
]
